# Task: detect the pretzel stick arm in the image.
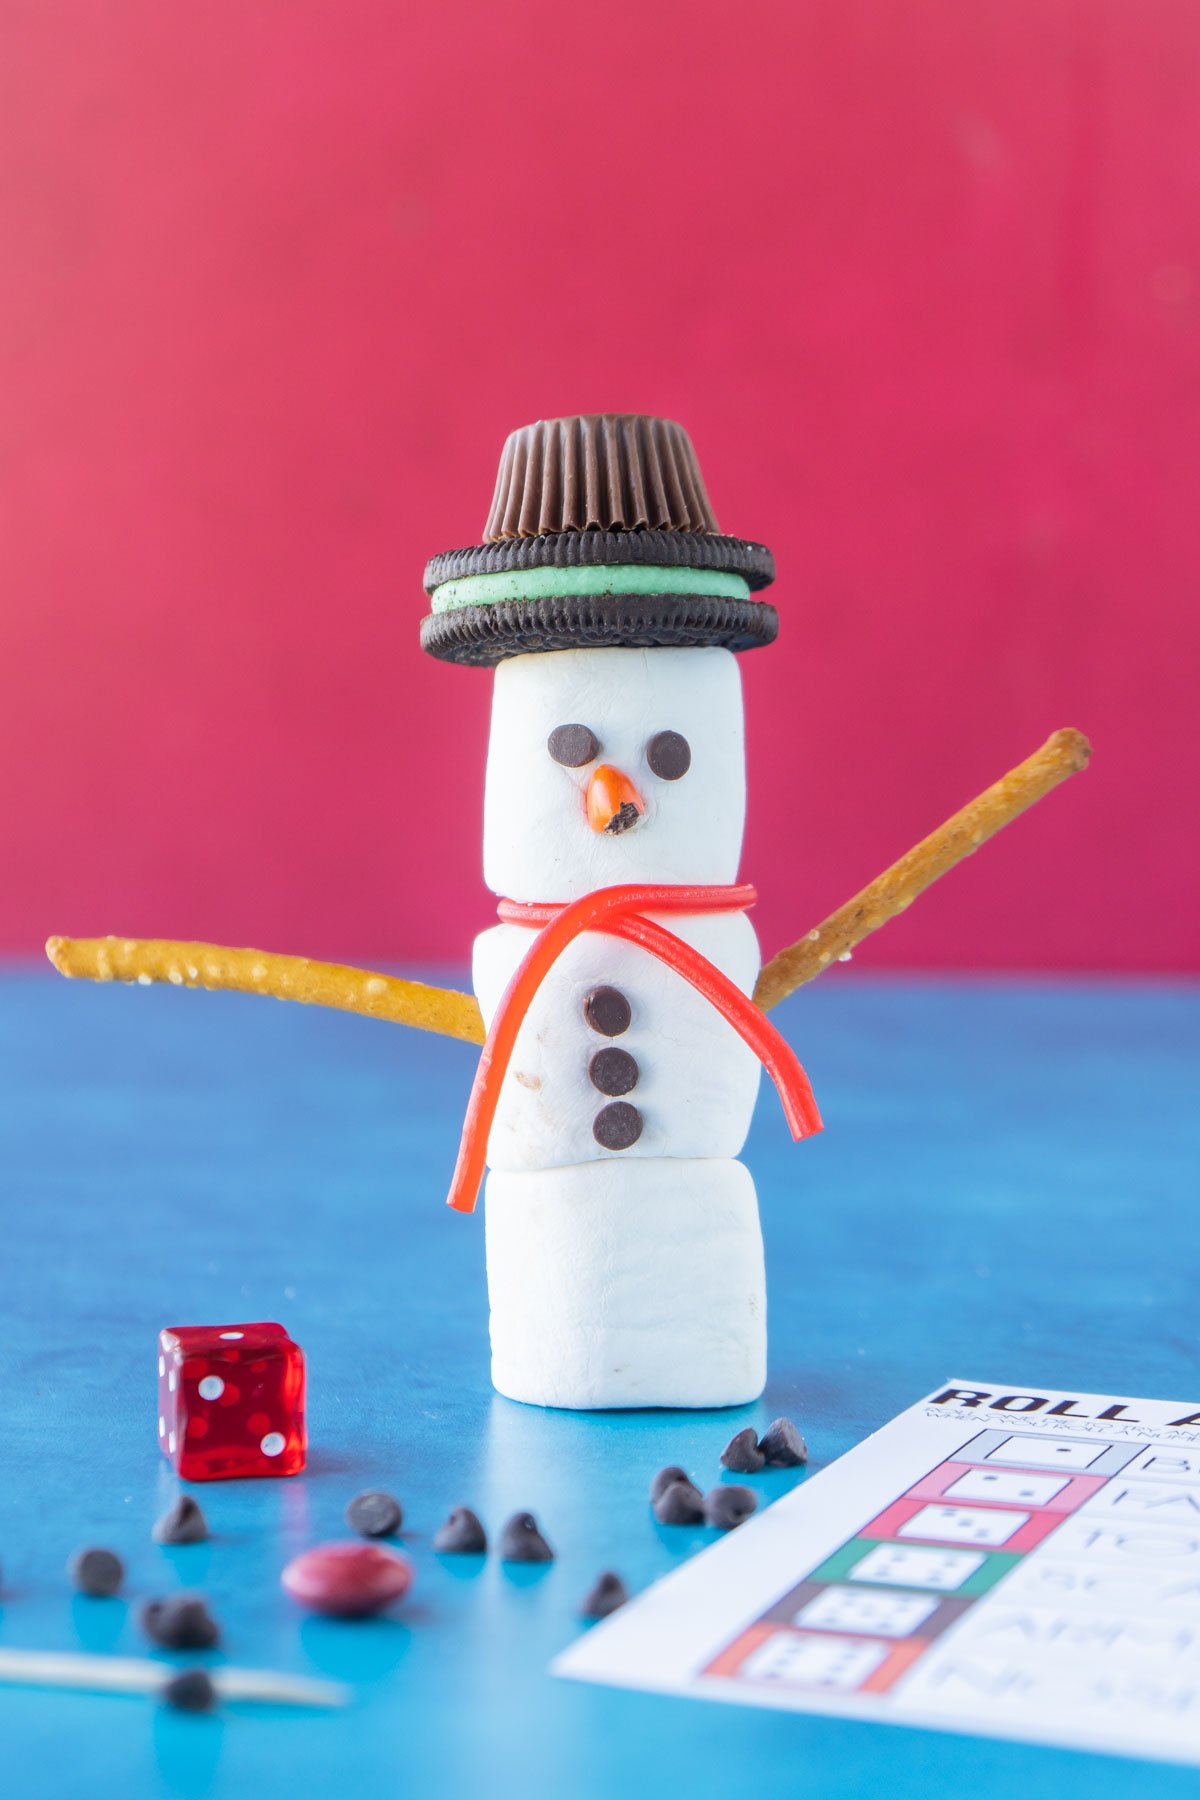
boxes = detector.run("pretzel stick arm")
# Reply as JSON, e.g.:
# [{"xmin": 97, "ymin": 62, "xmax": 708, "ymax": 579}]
[
  {"xmin": 46, "ymin": 728, "xmax": 1089, "ymax": 1037},
  {"xmin": 45, "ymin": 936, "xmax": 486, "ymax": 1046},
  {"xmin": 753, "ymin": 727, "xmax": 1092, "ymax": 1011}
]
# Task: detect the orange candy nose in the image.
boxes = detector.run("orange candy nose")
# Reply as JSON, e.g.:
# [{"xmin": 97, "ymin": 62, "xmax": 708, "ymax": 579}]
[{"xmin": 586, "ymin": 765, "xmax": 645, "ymax": 835}]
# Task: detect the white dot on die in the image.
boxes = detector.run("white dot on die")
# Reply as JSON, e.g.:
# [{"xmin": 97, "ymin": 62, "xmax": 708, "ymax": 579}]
[
  {"xmin": 168, "ymin": 1431, "xmax": 176, "ymax": 1453},
  {"xmin": 198, "ymin": 1376, "xmax": 224, "ymax": 1401},
  {"xmin": 158, "ymin": 1416, "xmax": 165, "ymax": 1437},
  {"xmin": 168, "ymin": 1371, "xmax": 176, "ymax": 1391},
  {"xmin": 158, "ymin": 1356, "xmax": 165, "ymax": 1377},
  {"xmin": 219, "ymin": 1331, "xmax": 244, "ymax": 1340},
  {"xmin": 260, "ymin": 1432, "xmax": 285, "ymax": 1457}
]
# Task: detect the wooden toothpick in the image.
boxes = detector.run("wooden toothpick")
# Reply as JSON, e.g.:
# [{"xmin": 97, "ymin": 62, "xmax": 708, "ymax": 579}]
[{"xmin": 0, "ymin": 1647, "xmax": 349, "ymax": 1708}]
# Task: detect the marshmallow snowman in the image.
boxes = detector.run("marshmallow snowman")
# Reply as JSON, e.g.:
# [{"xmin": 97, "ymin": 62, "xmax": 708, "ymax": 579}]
[
  {"xmin": 422, "ymin": 414, "xmax": 818, "ymax": 1409},
  {"xmin": 476, "ymin": 646, "xmax": 764, "ymax": 1406},
  {"xmin": 46, "ymin": 414, "xmax": 1079, "ymax": 1423}
]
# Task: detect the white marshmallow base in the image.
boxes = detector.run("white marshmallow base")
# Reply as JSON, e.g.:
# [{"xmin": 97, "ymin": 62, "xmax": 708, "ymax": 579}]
[{"xmin": 484, "ymin": 1157, "xmax": 766, "ymax": 1409}]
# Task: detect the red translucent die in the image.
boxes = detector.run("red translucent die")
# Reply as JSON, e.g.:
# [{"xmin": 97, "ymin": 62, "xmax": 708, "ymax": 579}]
[{"xmin": 157, "ymin": 1321, "xmax": 306, "ymax": 1480}]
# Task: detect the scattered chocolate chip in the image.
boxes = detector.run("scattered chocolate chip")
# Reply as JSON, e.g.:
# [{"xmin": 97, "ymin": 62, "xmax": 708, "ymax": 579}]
[
  {"xmin": 588, "ymin": 1047, "xmax": 639, "ymax": 1097},
  {"xmin": 141, "ymin": 1594, "xmax": 221, "ymax": 1650},
  {"xmin": 653, "ymin": 1479, "xmax": 706, "ymax": 1525},
  {"xmin": 432, "ymin": 1506, "xmax": 487, "ymax": 1554},
  {"xmin": 758, "ymin": 1417, "xmax": 809, "ymax": 1467},
  {"xmin": 161, "ymin": 1668, "xmax": 217, "ymax": 1713},
  {"xmin": 720, "ymin": 1427, "xmax": 766, "ymax": 1474},
  {"xmin": 580, "ymin": 1571, "xmax": 628, "ymax": 1619},
  {"xmin": 498, "ymin": 1511, "xmax": 554, "ymax": 1563},
  {"xmin": 345, "ymin": 1490, "xmax": 403, "ymax": 1538},
  {"xmin": 703, "ymin": 1486, "xmax": 758, "ymax": 1531},
  {"xmin": 547, "ymin": 723, "xmax": 600, "ymax": 767},
  {"xmin": 68, "ymin": 1547, "xmax": 124, "ymax": 1597},
  {"xmin": 153, "ymin": 1496, "xmax": 209, "ymax": 1545},
  {"xmin": 593, "ymin": 1100, "xmax": 642, "ymax": 1151},
  {"xmin": 646, "ymin": 730, "xmax": 691, "ymax": 781},
  {"xmin": 649, "ymin": 1465, "xmax": 691, "ymax": 1505},
  {"xmin": 583, "ymin": 986, "xmax": 632, "ymax": 1038}
]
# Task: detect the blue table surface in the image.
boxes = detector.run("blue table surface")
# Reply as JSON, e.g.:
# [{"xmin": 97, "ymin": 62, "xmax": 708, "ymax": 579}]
[{"xmin": 1, "ymin": 966, "xmax": 1198, "ymax": 1799}]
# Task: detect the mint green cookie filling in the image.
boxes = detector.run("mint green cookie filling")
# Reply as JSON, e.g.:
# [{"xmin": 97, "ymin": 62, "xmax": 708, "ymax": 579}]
[{"xmin": 429, "ymin": 563, "xmax": 751, "ymax": 613}]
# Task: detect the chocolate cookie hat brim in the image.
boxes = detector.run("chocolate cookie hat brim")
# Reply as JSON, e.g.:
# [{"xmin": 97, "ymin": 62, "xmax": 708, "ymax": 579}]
[
  {"xmin": 421, "ymin": 414, "xmax": 776, "ymax": 666},
  {"xmin": 423, "ymin": 528, "xmax": 775, "ymax": 594},
  {"xmin": 421, "ymin": 591, "xmax": 778, "ymax": 667}
]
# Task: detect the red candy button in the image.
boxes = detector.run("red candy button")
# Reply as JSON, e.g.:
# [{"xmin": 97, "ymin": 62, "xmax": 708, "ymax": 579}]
[{"xmin": 281, "ymin": 1542, "xmax": 413, "ymax": 1618}]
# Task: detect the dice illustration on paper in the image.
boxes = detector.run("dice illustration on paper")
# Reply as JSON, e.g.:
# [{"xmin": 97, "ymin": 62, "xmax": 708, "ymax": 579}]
[
  {"xmin": 898, "ymin": 1504, "xmax": 1029, "ymax": 1547},
  {"xmin": 850, "ymin": 1543, "xmax": 987, "ymax": 1590},
  {"xmin": 742, "ymin": 1632, "xmax": 890, "ymax": 1691},
  {"xmin": 985, "ymin": 1434, "xmax": 1109, "ymax": 1471},
  {"xmin": 945, "ymin": 1467, "xmax": 1070, "ymax": 1506},
  {"xmin": 794, "ymin": 1587, "xmax": 938, "ymax": 1637}
]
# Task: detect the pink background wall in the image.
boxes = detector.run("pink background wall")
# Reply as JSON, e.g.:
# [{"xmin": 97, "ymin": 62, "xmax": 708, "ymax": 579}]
[{"xmin": 2, "ymin": 2, "xmax": 1196, "ymax": 972}]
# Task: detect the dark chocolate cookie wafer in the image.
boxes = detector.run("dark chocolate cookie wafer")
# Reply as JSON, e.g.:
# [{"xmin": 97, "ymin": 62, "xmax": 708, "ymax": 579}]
[
  {"xmin": 421, "ymin": 592, "xmax": 778, "ymax": 668},
  {"xmin": 424, "ymin": 530, "xmax": 775, "ymax": 595}
]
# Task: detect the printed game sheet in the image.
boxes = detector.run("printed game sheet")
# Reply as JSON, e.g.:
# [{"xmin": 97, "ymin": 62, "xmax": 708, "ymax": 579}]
[{"xmin": 554, "ymin": 1378, "xmax": 1200, "ymax": 1766}]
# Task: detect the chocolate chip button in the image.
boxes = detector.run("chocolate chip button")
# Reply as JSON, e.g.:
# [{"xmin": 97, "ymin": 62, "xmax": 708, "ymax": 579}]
[
  {"xmin": 593, "ymin": 1101, "xmax": 643, "ymax": 1150},
  {"xmin": 583, "ymin": 985, "xmax": 631, "ymax": 1037},
  {"xmin": 589, "ymin": 1047, "xmax": 639, "ymax": 1096}
]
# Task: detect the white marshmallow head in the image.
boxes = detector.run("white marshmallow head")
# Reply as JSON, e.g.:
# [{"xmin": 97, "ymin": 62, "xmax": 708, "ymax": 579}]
[{"xmin": 482, "ymin": 646, "xmax": 747, "ymax": 901}]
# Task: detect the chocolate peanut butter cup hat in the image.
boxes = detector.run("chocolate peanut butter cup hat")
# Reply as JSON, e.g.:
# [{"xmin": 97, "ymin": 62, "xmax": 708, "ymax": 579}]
[{"xmin": 421, "ymin": 414, "xmax": 777, "ymax": 666}]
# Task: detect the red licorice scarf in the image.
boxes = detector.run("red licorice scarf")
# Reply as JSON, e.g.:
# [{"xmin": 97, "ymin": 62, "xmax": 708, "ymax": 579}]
[{"xmin": 446, "ymin": 883, "xmax": 822, "ymax": 1214}]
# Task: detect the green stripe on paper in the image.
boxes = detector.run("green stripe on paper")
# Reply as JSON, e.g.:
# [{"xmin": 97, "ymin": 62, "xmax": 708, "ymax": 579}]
[{"xmin": 429, "ymin": 563, "xmax": 751, "ymax": 613}]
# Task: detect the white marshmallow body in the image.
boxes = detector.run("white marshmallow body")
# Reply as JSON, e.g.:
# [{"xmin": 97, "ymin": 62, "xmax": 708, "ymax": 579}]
[
  {"xmin": 472, "ymin": 913, "xmax": 761, "ymax": 1170},
  {"xmin": 474, "ymin": 644, "xmax": 766, "ymax": 1409}
]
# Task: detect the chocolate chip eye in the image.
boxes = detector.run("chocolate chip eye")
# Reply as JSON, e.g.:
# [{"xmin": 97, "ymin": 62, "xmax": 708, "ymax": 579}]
[
  {"xmin": 646, "ymin": 730, "xmax": 691, "ymax": 781},
  {"xmin": 547, "ymin": 723, "xmax": 600, "ymax": 767}
]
